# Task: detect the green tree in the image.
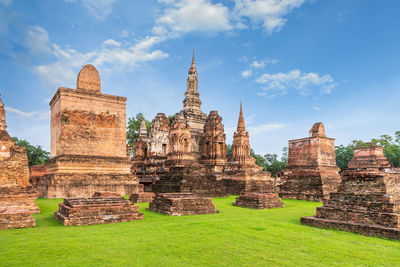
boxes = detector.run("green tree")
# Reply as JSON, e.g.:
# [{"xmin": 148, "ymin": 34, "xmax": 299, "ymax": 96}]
[
  {"xmin": 263, "ymin": 147, "xmax": 288, "ymax": 176},
  {"xmin": 250, "ymin": 148, "xmax": 267, "ymax": 170},
  {"xmin": 126, "ymin": 113, "xmax": 151, "ymax": 152},
  {"xmin": 226, "ymin": 144, "xmax": 232, "ymax": 157},
  {"xmin": 12, "ymin": 137, "xmax": 50, "ymax": 166}
]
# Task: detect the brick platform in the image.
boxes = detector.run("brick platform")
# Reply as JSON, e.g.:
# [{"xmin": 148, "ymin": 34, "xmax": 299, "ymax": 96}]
[
  {"xmin": 233, "ymin": 193, "xmax": 284, "ymax": 209},
  {"xmin": 129, "ymin": 192, "xmax": 155, "ymax": 203},
  {"xmin": 54, "ymin": 195, "xmax": 143, "ymax": 226},
  {"xmin": 147, "ymin": 193, "xmax": 219, "ymax": 216},
  {"xmin": 301, "ymin": 216, "xmax": 400, "ymax": 240}
]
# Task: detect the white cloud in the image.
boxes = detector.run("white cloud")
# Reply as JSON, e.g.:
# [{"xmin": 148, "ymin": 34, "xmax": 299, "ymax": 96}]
[
  {"xmin": 28, "ymin": 27, "xmax": 168, "ymax": 90},
  {"xmin": 248, "ymin": 123, "xmax": 287, "ymax": 135},
  {"xmin": 241, "ymin": 69, "xmax": 253, "ymax": 78},
  {"xmin": 121, "ymin": 30, "xmax": 129, "ymax": 38},
  {"xmin": 313, "ymin": 106, "xmax": 321, "ymax": 111},
  {"xmin": 155, "ymin": 0, "xmax": 232, "ymax": 34},
  {"xmin": 103, "ymin": 39, "xmax": 121, "ymax": 47},
  {"xmin": 256, "ymin": 69, "xmax": 337, "ymax": 98},
  {"xmin": 82, "ymin": 0, "xmax": 117, "ymax": 19},
  {"xmin": 5, "ymin": 107, "xmax": 50, "ymax": 120},
  {"xmin": 250, "ymin": 59, "xmax": 278, "ymax": 69},
  {"xmin": 65, "ymin": 0, "xmax": 117, "ymax": 19},
  {"xmin": 233, "ymin": 0, "xmax": 306, "ymax": 34},
  {"xmin": 25, "ymin": 26, "xmax": 51, "ymax": 55},
  {"xmin": 0, "ymin": 0, "xmax": 12, "ymax": 6}
]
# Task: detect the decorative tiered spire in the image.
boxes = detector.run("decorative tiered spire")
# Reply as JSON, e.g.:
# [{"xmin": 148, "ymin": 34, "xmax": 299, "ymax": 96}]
[
  {"xmin": 237, "ymin": 102, "xmax": 246, "ymax": 133},
  {"xmin": 0, "ymin": 93, "xmax": 6, "ymax": 131},
  {"xmin": 139, "ymin": 118, "xmax": 147, "ymax": 138},
  {"xmin": 183, "ymin": 50, "xmax": 201, "ymax": 111}
]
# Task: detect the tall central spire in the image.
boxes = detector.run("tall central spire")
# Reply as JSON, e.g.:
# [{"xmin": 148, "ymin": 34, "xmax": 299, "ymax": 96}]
[
  {"xmin": 0, "ymin": 93, "xmax": 6, "ymax": 131},
  {"xmin": 183, "ymin": 49, "xmax": 201, "ymax": 111},
  {"xmin": 237, "ymin": 102, "xmax": 246, "ymax": 133}
]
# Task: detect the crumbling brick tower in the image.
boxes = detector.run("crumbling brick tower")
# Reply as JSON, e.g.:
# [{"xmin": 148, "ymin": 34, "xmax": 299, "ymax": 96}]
[
  {"xmin": 37, "ymin": 64, "xmax": 139, "ymax": 198},
  {"xmin": 201, "ymin": 110, "xmax": 227, "ymax": 170},
  {"xmin": 301, "ymin": 143, "xmax": 400, "ymax": 240},
  {"xmin": 279, "ymin": 122, "xmax": 341, "ymax": 201},
  {"xmin": 0, "ymin": 93, "xmax": 40, "ymax": 230}
]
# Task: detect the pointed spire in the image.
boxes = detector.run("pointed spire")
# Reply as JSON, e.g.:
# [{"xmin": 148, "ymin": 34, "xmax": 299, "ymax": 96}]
[
  {"xmin": 0, "ymin": 93, "xmax": 6, "ymax": 131},
  {"xmin": 188, "ymin": 48, "xmax": 197, "ymax": 74},
  {"xmin": 237, "ymin": 102, "xmax": 246, "ymax": 132},
  {"xmin": 139, "ymin": 118, "xmax": 147, "ymax": 138}
]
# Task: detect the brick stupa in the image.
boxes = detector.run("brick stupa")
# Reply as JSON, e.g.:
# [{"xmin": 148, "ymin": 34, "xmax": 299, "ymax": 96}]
[
  {"xmin": 279, "ymin": 122, "xmax": 341, "ymax": 201},
  {"xmin": 301, "ymin": 143, "xmax": 400, "ymax": 240},
  {"xmin": 0, "ymin": 93, "xmax": 40, "ymax": 230},
  {"xmin": 229, "ymin": 104, "xmax": 284, "ymax": 209},
  {"xmin": 37, "ymin": 64, "xmax": 139, "ymax": 198}
]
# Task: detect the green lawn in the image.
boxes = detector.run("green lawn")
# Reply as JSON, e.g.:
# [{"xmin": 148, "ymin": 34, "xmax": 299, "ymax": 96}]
[{"xmin": 0, "ymin": 197, "xmax": 399, "ymax": 266}]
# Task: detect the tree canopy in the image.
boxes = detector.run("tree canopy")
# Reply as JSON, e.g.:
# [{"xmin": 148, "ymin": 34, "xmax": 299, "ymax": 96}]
[
  {"xmin": 126, "ymin": 113, "xmax": 151, "ymax": 152},
  {"xmin": 12, "ymin": 137, "xmax": 50, "ymax": 166}
]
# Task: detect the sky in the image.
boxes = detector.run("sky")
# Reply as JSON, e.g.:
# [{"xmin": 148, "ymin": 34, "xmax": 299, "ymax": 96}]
[{"xmin": 0, "ymin": 0, "xmax": 399, "ymax": 156}]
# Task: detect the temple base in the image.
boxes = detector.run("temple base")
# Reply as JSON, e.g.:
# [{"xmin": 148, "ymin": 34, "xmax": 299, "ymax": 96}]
[
  {"xmin": 233, "ymin": 193, "xmax": 284, "ymax": 209},
  {"xmin": 301, "ymin": 216, "xmax": 400, "ymax": 240},
  {"xmin": 147, "ymin": 193, "xmax": 219, "ymax": 216},
  {"xmin": 54, "ymin": 195, "xmax": 143, "ymax": 226}
]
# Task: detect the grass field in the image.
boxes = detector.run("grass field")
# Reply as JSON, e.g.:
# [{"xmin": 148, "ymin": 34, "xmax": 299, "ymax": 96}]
[{"xmin": 0, "ymin": 196, "xmax": 399, "ymax": 266}]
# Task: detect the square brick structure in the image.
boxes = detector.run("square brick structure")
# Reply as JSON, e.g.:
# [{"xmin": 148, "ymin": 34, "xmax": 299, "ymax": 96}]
[
  {"xmin": 38, "ymin": 64, "xmax": 139, "ymax": 198},
  {"xmin": 233, "ymin": 180, "xmax": 284, "ymax": 209},
  {"xmin": 54, "ymin": 192, "xmax": 143, "ymax": 226},
  {"xmin": 0, "ymin": 94, "xmax": 40, "ymax": 230},
  {"xmin": 301, "ymin": 144, "xmax": 400, "ymax": 240},
  {"xmin": 147, "ymin": 193, "xmax": 219, "ymax": 216},
  {"xmin": 279, "ymin": 122, "xmax": 341, "ymax": 201}
]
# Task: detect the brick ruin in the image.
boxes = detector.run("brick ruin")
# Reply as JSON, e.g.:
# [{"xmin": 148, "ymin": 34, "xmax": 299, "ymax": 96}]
[
  {"xmin": 54, "ymin": 192, "xmax": 143, "ymax": 226},
  {"xmin": 132, "ymin": 53, "xmax": 283, "ymax": 214},
  {"xmin": 279, "ymin": 122, "xmax": 341, "ymax": 201},
  {"xmin": 301, "ymin": 143, "xmax": 400, "ymax": 240},
  {"xmin": 0, "ymin": 94, "xmax": 40, "ymax": 230},
  {"xmin": 29, "ymin": 165, "xmax": 47, "ymax": 188},
  {"xmin": 148, "ymin": 193, "xmax": 219, "ymax": 216},
  {"xmin": 228, "ymin": 106, "xmax": 284, "ymax": 209},
  {"xmin": 37, "ymin": 64, "xmax": 139, "ymax": 198},
  {"xmin": 131, "ymin": 113, "xmax": 170, "ymax": 193}
]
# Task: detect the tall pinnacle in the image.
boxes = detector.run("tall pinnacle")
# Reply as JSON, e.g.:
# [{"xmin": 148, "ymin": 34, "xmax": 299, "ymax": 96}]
[
  {"xmin": 237, "ymin": 102, "xmax": 246, "ymax": 133},
  {"xmin": 0, "ymin": 93, "xmax": 6, "ymax": 131},
  {"xmin": 188, "ymin": 48, "xmax": 197, "ymax": 75},
  {"xmin": 183, "ymin": 50, "xmax": 201, "ymax": 111}
]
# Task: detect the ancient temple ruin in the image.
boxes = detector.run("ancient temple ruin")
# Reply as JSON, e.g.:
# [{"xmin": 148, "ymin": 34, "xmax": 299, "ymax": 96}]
[
  {"xmin": 0, "ymin": 94, "xmax": 40, "ymax": 230},
  {"xmin": 279, "ymin": 122, "xmax": 341, "ymax": 201},
  {"xmin": 132, "ymin": 53, "xmax": 283, "ymax": 213},
  {"xmin": 37, "ymin": 64, "xmax": 139, "ymax": 198},
  {"xmin": 301, "ymin": 143, "xmax": 400, "ymax": 240}
]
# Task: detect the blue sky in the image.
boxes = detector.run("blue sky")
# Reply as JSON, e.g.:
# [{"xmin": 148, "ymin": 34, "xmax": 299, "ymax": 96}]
[{"xmin": 0, "ymin": 0, "xmax": 399, "ymax": 156}]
